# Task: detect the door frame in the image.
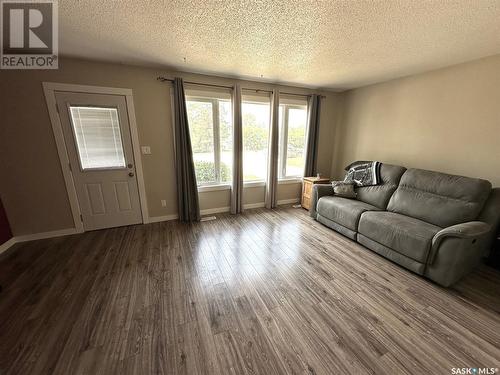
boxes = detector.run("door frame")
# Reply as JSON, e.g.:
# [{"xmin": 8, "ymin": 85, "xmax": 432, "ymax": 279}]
[{"xmin": 43, "ymin": 82, "xmax": 149, "ymax": 233}]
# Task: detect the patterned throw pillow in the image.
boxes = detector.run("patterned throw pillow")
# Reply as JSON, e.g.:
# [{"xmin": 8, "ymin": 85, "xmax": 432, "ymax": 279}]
[{"xmin": 331, "ymin": 181, "xmax": 357, "ymax": 199}]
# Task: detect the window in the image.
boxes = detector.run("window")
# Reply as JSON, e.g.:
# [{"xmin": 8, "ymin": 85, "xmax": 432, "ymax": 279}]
[
  {"xmin": 242, "ymin": 97, "xmax": 270, "ymax": 182},
  {"xmin": 186, "ymin": 91, "xmax": 232, "ymax": 186},
  {"xmin": 186, "ymin": 90, "xmax": 308, "ymax": 186},
  {"xmin": 69, "ymin": 106, "xmax": 126, "ymax": 170},
  {"xmin": 278, "ymin": 102, "xmax": 308, "ymax": 179}
]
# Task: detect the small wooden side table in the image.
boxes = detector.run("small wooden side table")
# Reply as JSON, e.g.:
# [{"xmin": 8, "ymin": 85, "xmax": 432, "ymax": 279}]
[{"xmin": 301, "ymin": 177, "xmax": 330, "ymax": 210}]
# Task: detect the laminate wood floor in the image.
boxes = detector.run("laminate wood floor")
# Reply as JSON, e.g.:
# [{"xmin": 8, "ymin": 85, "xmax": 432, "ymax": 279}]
[{"xmin": 1, "ymin": 206, "xmax": 499, "ymax": 375}]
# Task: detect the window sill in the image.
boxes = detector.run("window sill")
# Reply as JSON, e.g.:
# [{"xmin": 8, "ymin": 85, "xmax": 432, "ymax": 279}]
[
  {"xmin": 278, "ymin": 178, "xmax": 302, "ymax": 185},
  {"xmin": 197, "ymin": 184, "xmax": 231, "ymax": 192}
]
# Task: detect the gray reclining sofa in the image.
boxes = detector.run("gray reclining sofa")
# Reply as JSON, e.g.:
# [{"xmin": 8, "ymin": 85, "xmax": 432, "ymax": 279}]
[{"xmin": 310, "ymin": 163, "xmax": 500, "ymax": 286}]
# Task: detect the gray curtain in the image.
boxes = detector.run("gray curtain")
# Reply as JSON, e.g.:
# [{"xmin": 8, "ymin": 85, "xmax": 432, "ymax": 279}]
[
  {"xmin": 265, "ymin": 89, "xmax": 280, "ymax": 209},
  {"xmin": 304, "ymin": 94, "xmax": 321, "ymax": 177},
  {"xmin": 231, "ymin": 84, "xmax": 243, "ymax": 214},
  {"xmin": 173, "ymin": 77, "xmax": 200, "ymax": 222}
]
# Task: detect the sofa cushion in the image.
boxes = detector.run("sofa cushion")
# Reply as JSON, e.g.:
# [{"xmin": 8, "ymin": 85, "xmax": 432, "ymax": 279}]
[
  {"xmin": 317, "ymin": 214, "xmax": 357, "ymax": 240},
  {"xmin": 355, "ymin": 163, "xmax": 407, "ymax": 209},
  {"xmin": 387, "ymin": 168, "xmax": 492, "ymax": 228},
  {"xmin": 317, "ymin": 196, "xmax": 380, "ymax": 231},
  {"xmin": 358, "ymin": 211, "xmax": 441, "ymax": 263},
  {"xmin": 357, "ymin": 234, "xmax": 426, "ymax": 274}
]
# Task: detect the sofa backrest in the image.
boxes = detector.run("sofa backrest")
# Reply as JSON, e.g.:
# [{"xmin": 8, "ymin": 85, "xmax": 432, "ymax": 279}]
[
  {"xmin": 387, "ymin": 168, "xmax": 492, "ymax": 228},
  {"xmin": 356, "ymin": 163, "xmax": 407, "ymax": 209}
]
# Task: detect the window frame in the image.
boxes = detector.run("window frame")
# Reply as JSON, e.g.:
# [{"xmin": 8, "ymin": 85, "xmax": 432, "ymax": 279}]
[
  {"xmin": 241, "ymin": 98, "xmax": 271, "ymax": 184},
  {"xmin": 185, "ymin": 95, "xmax": 231, "ymax": 188},
  {"xmin": 186, "ymin": 95, "xmax": 307, "ymax": 188},
  {"xmin": 278, "ymin": 103, "xmax": 308, "ymax": 180}
]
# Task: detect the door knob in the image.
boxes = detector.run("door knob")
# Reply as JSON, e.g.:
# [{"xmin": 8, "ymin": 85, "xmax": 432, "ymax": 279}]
[
  {"xmin": 129, "ymin": 172, "xmax": 135, "ymax": 177},
  {"xmin": 127, "ymin": 163, "xmax": 133, "ymax": 168}
]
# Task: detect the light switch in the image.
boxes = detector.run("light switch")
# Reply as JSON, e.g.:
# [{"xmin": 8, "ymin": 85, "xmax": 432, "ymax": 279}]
[
  {"xmin": 161, "ymin": 200, "xmax": 167, "ymax": 207},
  {"xmin": 141, "ymin": 146, "xmax": 151, "ymax": 155}
]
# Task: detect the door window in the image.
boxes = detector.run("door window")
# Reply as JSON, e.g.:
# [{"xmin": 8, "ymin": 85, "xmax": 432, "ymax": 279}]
[{"xmin": 69, "ymin": 106, "xmax": 126, "ymax": 170}]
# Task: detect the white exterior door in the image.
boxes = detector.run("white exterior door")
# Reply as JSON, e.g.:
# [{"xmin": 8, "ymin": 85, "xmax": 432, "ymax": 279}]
[{"xmin": 55, "ymin": 92, "xmax": 142, "ymax": 231}]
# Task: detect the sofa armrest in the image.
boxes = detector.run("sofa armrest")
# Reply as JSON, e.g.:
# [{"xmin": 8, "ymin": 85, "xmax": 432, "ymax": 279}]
[
  {"xmin": 310, "ymin": 184, "xmax": 333, "ymax": 218},
  {"xmin": 428, "ymin": 221, "xmax": 491, "ymax": 265}
]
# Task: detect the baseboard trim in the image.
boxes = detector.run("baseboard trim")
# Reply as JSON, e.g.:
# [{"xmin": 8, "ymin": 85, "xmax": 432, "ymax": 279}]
[
  {"xmin": 243, "ymin": 202, "xmax": 266, "ymax": 209},
  {"xmin": 147, "ymin": 214, "xmax": 179, "ymax": 223},
  {"xmin": 0, "ymin": 228, "xmax": 79, "ymax": 256},
  {"xmin": 0, "ymin": 237, "xmax": 17, "ymax": 256},
  {"xmin": 277, "ymin": 198, "xmax": 300, "ymax": 205},
  {"xmin": 198, "ymin": 199, "xmax": 299, "ymax": 216},
  {"xmin": 201, "ymin": 206, "xmax": 231, "ymax": 215},
  {"xmin": 15, "ymin": 228, "xmax": 79, "ymax": 242}
]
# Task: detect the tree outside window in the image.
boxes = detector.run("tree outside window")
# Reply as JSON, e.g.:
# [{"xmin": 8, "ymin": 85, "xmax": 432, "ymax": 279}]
[
  {"xmin": 187, "ymin": 94, "xmax": 308, "ymax": 186},
  {"xmin": 242, "ymin": 101, "xmax": 270, "ymax": 182},
  {"xmin": 278, "ymin": 104, "xmax": 308, "ymax": 179},
  {"xmin": 186, "ymin": 97, "xmax": 232, "ymax": 185}
]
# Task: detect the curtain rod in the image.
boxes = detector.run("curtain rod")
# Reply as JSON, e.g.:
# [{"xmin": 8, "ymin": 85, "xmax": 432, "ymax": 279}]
[
  {"xmin": 157, "ymin": 76, "xmax": 232, "ymax": 90},
  {"xmin": 157, "ymin": 76, "xmax": 326, "ymax": 98},
  {"xmin": 242, "ymin": 88, "xmax": 326, "ymax": 99}
]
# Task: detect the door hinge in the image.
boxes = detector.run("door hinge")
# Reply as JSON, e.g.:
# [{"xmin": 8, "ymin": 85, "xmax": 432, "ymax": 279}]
[
  {"xmin": 80, "ymin": 214, "xmax": 83, "ymax": 222},
  {"xmin": 56, "ymin": 103, "xmax": 60, "ymax": 114},
  {"xmin": 68, "ymin": 162, "xmax": 72, "ymax": 172}
]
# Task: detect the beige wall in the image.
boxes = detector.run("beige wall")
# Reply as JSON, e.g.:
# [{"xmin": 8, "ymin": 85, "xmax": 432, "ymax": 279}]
[
  {"xmin": 0, "ymin": 58, "xmax": 341, "ymax": 236},
  {"xmin": 333, "ymin": 55, "xmax": 500, "ymax": 186},
  {"xmin": 3, "ymin": 54, "xmax": 498, "ymax": 237}
]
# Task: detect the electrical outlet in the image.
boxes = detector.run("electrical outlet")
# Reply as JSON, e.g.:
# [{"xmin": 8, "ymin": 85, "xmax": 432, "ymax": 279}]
[
  {"xmin": 161, "ymin": 199, "xmax": 167, "ymax": 207},
  {"xmin": 141, "ymin": 146, "xmax": 151, "ymax": 155}
]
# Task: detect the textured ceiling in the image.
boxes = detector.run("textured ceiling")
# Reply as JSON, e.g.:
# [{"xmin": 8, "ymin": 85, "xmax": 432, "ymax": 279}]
[{"xmin": 59, "ymin": 0, "xmax": 500, "ymax": 90}]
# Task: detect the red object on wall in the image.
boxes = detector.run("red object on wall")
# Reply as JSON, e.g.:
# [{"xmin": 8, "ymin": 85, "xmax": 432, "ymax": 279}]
[{"xmin": 0, "ymin": 198, "xmax": 12, "ymax": 245}]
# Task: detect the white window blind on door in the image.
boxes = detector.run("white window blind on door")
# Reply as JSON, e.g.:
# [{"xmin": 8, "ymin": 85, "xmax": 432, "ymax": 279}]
[{"xmin": 69, "ymin": 106, "xmax": 126, "ymax": 170}]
